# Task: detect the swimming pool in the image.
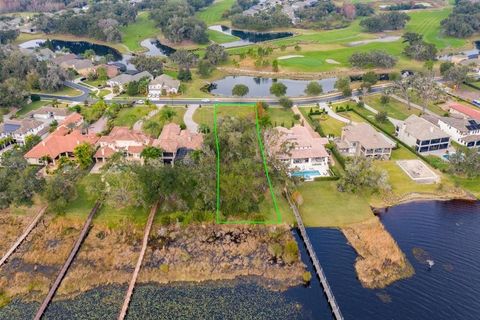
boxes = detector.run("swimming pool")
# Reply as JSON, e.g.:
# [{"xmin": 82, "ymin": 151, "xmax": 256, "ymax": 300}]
[{"xmin": 291, "ymin": 170, "xmax": 322, "ymax": 180}]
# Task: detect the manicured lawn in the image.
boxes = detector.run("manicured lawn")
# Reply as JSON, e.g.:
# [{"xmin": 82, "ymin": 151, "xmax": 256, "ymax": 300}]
[
  {"xmin": 297, "ymin": 180, "xmax": 374, "ymax": 227},
  {"xmin": 193, "ymin": 105, "xmax": 255, "ymax": 128},
  {"xmin": 364, "ymin": 94, "xmax": 421, "ymax": 120},
  {"xmin": 196, "ymin": 0, "xmax": 235, "ymax": 25},
  {"xmin": 390, "ymin": 145, "xmax": 418, "ymax": 161},
  {"xmin": 97, "ymin": 89, "xmax": 110, "ymax": 98},
  {"xmin": 267, "ymin": 107, "xmax": 298, "ymax": 128},
  {"xmin": 142, "ymin": 106, "xmax": 186, "ymax": 137},
  {"xmin": 113, "ymin": 105, "xmax": 155, "ymax": 128},
  {"xmin": 62, "ymin": 175, "xmax": 99, "ymax": 218},
  {"xmin": 84, "ymin": 79, "xmax": 106, "ymax": 88},
  {"xmin": 32, "ymin": 86, "xmax": 82, "ymax": 97},
  {"xmin": 16, "ymin": 100, "xmax": 51, "ymax": 116},
  {"xmin": 120, "ymin": 11, "xmax": 160, "ymax": 52},
  {"xmin": 208, "ymin": 29, "xmax": 239, "ymax": 44},
  {"xmin": 453, "ymin": 176, "xmax": 480, "ymax": 199},
  {"xmin": 258, "ymin": 187, "xmax": 295, "ymax": 224},
  {"xmin": 299, "ymin": 105, "xmax": 346, "ymax": 136},
  {"xmin": 405, "ymin": 9, "xmax": 466, "ymax": 49}
]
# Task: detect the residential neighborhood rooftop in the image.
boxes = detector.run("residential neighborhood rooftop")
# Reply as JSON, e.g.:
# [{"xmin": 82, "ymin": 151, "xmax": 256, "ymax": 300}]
[
  {"xmin": 274, "ymin": 124, "xmax": 329, "ymax": 160},
  {"xmin": 342, "ymin": 123, "xmax": 396, "ymax": 149},
  {"xmin": 153, "ymin": 123, "xmax": 203, "ymax": 153},
  {"xmin": 402, "ymin": 114, "xmax": 447, "ymax": 140}
]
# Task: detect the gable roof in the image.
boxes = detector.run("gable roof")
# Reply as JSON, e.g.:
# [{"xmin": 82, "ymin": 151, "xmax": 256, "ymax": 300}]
[
  {"xmin": 97, "ymin": 126, "xmax": 151, "ymax": 144},
  {"xmin": 273, "ymin": 124, "xmax": 329, "ymax": 159},
  {"xmin": 108, "ymin": 71, "xmax": 153, "ymax": 85},
  {"xmin": 150, "ymin": 74, "xmax": 180, "ymax": 89},
  {"xmin": 0, "ymin": 119, "xmax": 44, "ymax": 135}
]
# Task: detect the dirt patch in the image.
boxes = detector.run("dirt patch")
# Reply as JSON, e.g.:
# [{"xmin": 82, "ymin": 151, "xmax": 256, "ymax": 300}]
[
  {"xmin": 348, "ymin": 36, "xmax": 401, "ymax": 47},
  {"xmin": 342, "ymin": 217, "xmax": 414, "ymax": 289},
  {"xmin": 326, "ymin": 59, "xmax": 340, "ymax": 65},
  {"xmin": 278, "ymin": 55, "xmax": 304, "ymax": 60}
]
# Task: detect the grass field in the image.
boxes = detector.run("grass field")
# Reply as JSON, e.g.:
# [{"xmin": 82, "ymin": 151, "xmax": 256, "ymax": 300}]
[
  {"xmin": 32, "ymin": 86, "xmax": 82, "ymax": 97},
  {"xmin": 16, "ymin": 100, "xmax": 51, "ymax": 116},
  {"xmin": 120, "ymin": 11, "xmax": 160, "ymax": 52},
  {"xmin": 267, "ymin": 107, "xmax": 298, "ymax": 128},
  {"xmin": 297, "ymin": 180, "xmax": 374, "ymax": 227},
  {"xmin": 113, "ymin": 105, "xmax": 155, "ymax": 128},
  {"xmin": 196, "ymin": 0, "xmax": 235, "ymax": 25},
  {"xmin": 208, "ymin": 29, "xmax": 239, "ymax": 44},
  {"xmin": 364, "ymin": 94, "xmax": 421, "ymax": 120},
  {"xmin": 405, "ymin": 9, "xmax": 466, "ymax": 50},
  {"xmin": 193, "ymin": 105, "xmax": 255, "ymax": 128}
]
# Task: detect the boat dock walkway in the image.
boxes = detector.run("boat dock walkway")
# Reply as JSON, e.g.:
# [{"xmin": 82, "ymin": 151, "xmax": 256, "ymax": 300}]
[
  {"xmin": 0, "ymin": 206, "xmax": 47, "ymax": 268},
  {"xmin": 118, "ymin": 202, "xmax": 158, "ymax": 320},
  {"xmin": 286, "ymin": 191, "xmax": 344, "ymax": 320},
  {"xmin": 33, "ymin": 201, "xmax": 102, "ymax": 320}
]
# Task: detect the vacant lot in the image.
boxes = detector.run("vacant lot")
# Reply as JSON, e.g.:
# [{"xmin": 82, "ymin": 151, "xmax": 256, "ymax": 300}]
[{"xmin": 364, "ymin": 95, "xmax": 420, "ymax": 120}]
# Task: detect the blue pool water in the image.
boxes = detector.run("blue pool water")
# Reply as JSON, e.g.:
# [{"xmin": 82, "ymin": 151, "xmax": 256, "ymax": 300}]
[{"xmin": 291, "ymin": 170, "xmax": 321, "ymax": 179}]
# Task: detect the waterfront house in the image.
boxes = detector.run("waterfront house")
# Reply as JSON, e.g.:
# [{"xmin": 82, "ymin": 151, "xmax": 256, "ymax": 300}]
[
  {"xmin": 335, "ymin": 123, "xmax": 396, "ymax": 160},
  {"xmin": 148, "ymin": 74, "xmax": 181, "ymax": 98},
  {"xmin": 152, "ymin": 123, "xmax": 203, "ymax": 165},
  {"xmin": 60, "ymin": 59, "xmax": 95, "ymax": 76},
  {"xmin": 94, "ymin": 127, "xmax": 152, "ymax": 163},
  {"xmin": 106, "ymin": 71, "xmax": 153, "ymax": 92},
  {"xmin": 437, "ymin": 116, "xmax": 480, "ymax": 149},
  {"xmin": 396, "ymin": 115, "xmax": 450, "ymax": 153},
  {"xmin": 271, "ymin": 124, "xmax": 330, "ymax": 180},
  {"xmin": 0, "ymin": 119, "xmax": 47, "ymax": 146},
  {"xmin": 24, "ymin": 113, "xmax": 98, "ymax": 165}
]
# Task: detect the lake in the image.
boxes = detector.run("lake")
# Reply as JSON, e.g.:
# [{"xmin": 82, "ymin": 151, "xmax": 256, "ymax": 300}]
[
  {"xmin": 0, "ymin": 200, "xmax": 478, "ymax": 319},
  {"xmin": 209, "ymin": 25, "xmax": 293, "ymax": 48},
  {"xmin": 209, "ymin": 76, "xmax": 338, "ymax": 98}
]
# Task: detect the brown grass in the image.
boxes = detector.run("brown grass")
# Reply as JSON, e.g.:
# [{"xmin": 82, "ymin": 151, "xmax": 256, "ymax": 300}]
[{"xmin": 342, "ymin": 217, "xmax": 415, "ymax": 289}]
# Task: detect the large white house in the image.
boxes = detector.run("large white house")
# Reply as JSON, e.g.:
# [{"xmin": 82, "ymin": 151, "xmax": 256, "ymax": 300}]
[
  {"xmin": 271, "ymin": 125, "xmax": 330, "ymax": 180},
  {"xmin": 148, "ymin": 74, "xmax": 181, "ymax": 99},
  {"xmin": 396, "ymin": 115, "xmax": 450, "ymax": 153},
  {"xmin": 437, "ymin": 116, "xmax": 480, "ymax": 149},
  {"xmin": 0, "ymin": 119, "xmax": 47, "ymax": 145}
]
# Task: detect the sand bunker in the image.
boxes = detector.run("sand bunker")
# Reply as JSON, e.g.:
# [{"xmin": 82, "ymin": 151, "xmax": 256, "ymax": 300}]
[
  {"xmin": 326, "ymin": 59, "xmax": 340, "ymax": 64},
  {"xmin": 278, "ymin": 55, "xmax": 304, "ymax": 60},
  {"xmin": 348, "ymin": 36, "xmax": 401, "ymax": 47}
]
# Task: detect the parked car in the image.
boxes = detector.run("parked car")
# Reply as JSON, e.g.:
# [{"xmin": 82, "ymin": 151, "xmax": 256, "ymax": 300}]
[{"xmin": 136, "ymin": 100, "xmax": 145, "ymax": 104}]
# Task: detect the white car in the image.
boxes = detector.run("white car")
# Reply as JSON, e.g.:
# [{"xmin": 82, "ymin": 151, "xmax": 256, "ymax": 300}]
[
  {"xmin": 201, "ymin": 98, "xmax": 210, "ymax": 103},
  {"xmin": 136, "ymin": 100, "xmax": 145, "ymax": 104}
]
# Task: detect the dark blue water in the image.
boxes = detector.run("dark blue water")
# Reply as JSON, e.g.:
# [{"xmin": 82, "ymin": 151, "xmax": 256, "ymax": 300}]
[
  {"xmin": 307, "ymin": 200, "xmax": 480, "ymax": 320},
  {"xmin": 208, "ymin": 25, "xmax": 293, "ymax": 48}
]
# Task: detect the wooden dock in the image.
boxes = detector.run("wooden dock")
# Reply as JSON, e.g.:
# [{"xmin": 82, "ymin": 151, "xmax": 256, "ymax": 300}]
[
  {"xmin": 33, "ymin": 201, "xmax": 101, "ymax": 320},
  {"xmin": 286, "ymin": 191, "xmax": 344, "ymax": 320},
  {"xmin": 0, "ymin": 206, "xmax": 47, "ymax": 268},
  {"xmin": 118, "ymin": 202, "xmax": 158, "ymax": 320}
]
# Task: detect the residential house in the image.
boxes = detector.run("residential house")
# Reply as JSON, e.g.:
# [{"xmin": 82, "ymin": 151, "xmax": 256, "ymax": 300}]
[
  {"xmin": 152, "ymin": 123, "xmax": 203, "ymax": 165},
  {"xmin": 52, "ymin": 53, "xmax": 78, "ymax": 65},
  {"xmin": 396, "ymin": 114, "xmax": 450, "ymax": 153},
  {"xmin": 24, "ymin": 113, "xmax": 98, "ymax": 165},
  {"xmin": 26, "ymin": 106, "xmax": 71, "ymax": 122},
  {"xmin": 94, "ymin": 127, "xmax": 152, "ymax": 163},
  {"xmin": 448, "ymin": 103, "xmax": 480, "ymax": 121},
  {"xmin": 97, "ymin": 64, "xmax": 120, "ymax": 78},
  {"xmin": 437, "ymin": 116, "xmax": 480, "ymax": 148},
  {"xmin": 60, "ymin": 59, "xmax": 95, "ymax": 76},
  {"xmin": 0, "ymin": 119, "xmax": 47, "ymax": 145},
  {"xmin": 148, "ymin": 74, "xmax": 181, "ymax": 98},
  {"xmin": 335, "ymin": 123, "xmax": 396, "ymax": 160},
  {"xmin": 106, "ymin": 71, "xmax": 153, "ymax": 91},
  {"xmin": 271, "ymin": 124, "xmax": 330, "ymax": 180}
]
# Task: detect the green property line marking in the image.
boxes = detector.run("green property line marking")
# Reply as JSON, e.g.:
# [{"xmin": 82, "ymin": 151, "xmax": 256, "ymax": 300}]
[{"xmin": 214, "ymin": 103, "xmax": 282, "ymax": 225}]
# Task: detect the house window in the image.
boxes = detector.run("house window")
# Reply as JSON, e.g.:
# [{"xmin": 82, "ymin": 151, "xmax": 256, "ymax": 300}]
[
  {"xmin": 439, "ymin": 143, "xmax": 448, "ymax": 150},
  {"xmin": 441, "ymin": 137, "xmax": 449, "ymax": 143},
  {"xmin": 430, "ymin": 138, "xmax": 440, "ymax": 144},
  {"xmin": 420, "ymin": 146, "xmax": 429, "ymax": 152},
  {"xmin": 467, "ymin": 141, "xmax": 475, "ymax": 147},
  {"xmin": 421, "ymin": 140, "xmax": 430, "ymax": 145}
]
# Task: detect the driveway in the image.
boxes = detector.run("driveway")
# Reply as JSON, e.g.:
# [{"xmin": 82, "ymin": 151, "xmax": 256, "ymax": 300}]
[
  {"xmin": 183, "ymin": 104, "xmax": 200, "ymax": 132},
  {"xmin": 36, "ymin": 81, "xmax": 93, "ymax": 103}
]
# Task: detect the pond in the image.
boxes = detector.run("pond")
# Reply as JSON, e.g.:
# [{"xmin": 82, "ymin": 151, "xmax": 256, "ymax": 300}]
[
  {"xmin": 139, "ymin": 39, "xmax": 176, "ymax": 57},
  {"xmin": 209, "ymin": 76, "xmax": 338, "ymax": 98},
  {"xmin": 209, "ymin": 25, "xmax": 293, "ymax": 48}
]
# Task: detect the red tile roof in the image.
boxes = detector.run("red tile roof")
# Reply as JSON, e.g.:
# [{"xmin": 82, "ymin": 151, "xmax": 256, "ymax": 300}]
[
  {"xmin": 153, "ymin": 123, "xmax": 203, "ymax": 153},
  {"xmin": 449, "ymin": 103, "xmax": 480, "ymax": 121}
]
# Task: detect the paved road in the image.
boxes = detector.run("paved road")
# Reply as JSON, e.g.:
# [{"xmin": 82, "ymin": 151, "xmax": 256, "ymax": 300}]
[
  {"xmin": 36, "ymin": 83, "xmax": 390, "ymax": 106},
  {"xmin": 37, "ymin": 81, "xmax": 93, "ymax": 102}
]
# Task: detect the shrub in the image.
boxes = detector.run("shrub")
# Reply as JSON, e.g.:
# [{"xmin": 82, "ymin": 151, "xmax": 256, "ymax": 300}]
[{"xmin": 283, "ymin": 240, "xmax": 299, "ymax": 264}]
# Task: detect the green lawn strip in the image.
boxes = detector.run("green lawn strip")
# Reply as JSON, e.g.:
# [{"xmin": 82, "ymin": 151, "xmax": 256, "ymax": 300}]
[
  {"xmin": 84, "ymin": 79, "xmax": 106, "ymax": 88},
  {"xmin": 208, "ymin": 29, "xmax": 239, "ymax": 44},
  {"xmin": 405, "ymin": 8, "xmax": 465, "ymax": 49},
  {"xmin": 196, "ymin": 0, "xmax": 235, "ymax": 25},
  {"xmin": 363, "ymin": 94, "xmax": 421, "ymax": 120},
  {"xmin": 267, "ymin": 107, "xmax": 298, "ymax": 128},
  {"xmin": 31, "ymin": 86, "xmax": 82, "ymax": 97},
  {"xmin": 296, "ymin": 180, "xmax": 373, "ymax": 228},
  {"xmin": 120, "ymin": 11, "xmax": 160, "ymax": 52},
  {"xmin": 62, "ymin": 175, "xmax": 99, "ymax": 219},
  {"xmin": 113, "ymin": 105, "xmax": 156, "ymax": 128},
  {"xmin": 299, "ymin": 105, "xmax": 346, "ymax": 137},
  {"xmin": 16, "ymin": 100, "xmax": 51, "ymax": 116},
  {"xmin": 452, "ymin": 176, "xmax": 480, "ymax": 199},
  {"xmin": 98, "ymin": 89, "xmax": 110, "ymax": 98},
  {"xmin": 194, "ymin": 105, "xmax": 254, "ymax": 128}
]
